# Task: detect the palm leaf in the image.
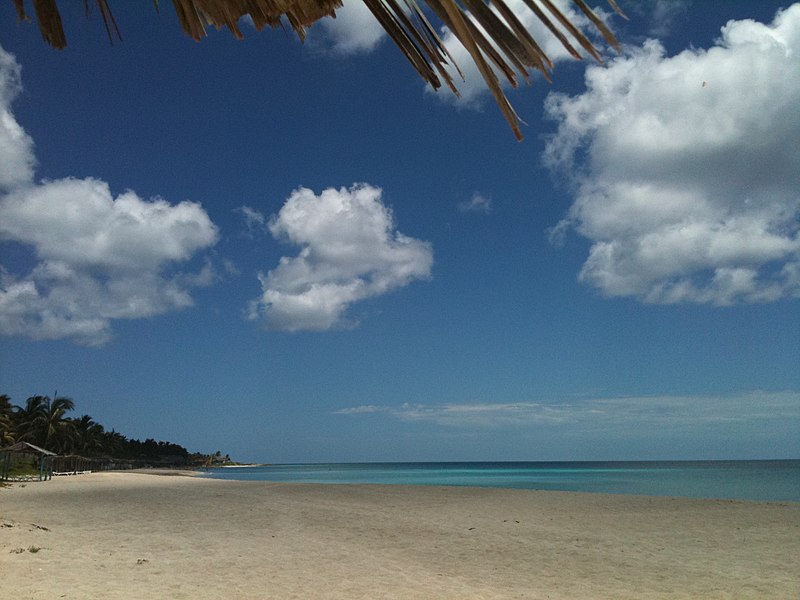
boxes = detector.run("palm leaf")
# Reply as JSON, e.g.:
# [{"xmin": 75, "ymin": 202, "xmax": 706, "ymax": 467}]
[{"xmin": 12, "ymin": 0, "xmax": 624, "ymax": 139}]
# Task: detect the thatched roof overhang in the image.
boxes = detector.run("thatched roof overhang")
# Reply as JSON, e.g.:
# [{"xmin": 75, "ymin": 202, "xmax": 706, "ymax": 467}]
[
  {"xmin": 10, "ymin": 0, "xmax": 624, "ymax": 139},
  {"xmin": 1, "ymin": 441, "xmax": 57, "ymax": 456}
]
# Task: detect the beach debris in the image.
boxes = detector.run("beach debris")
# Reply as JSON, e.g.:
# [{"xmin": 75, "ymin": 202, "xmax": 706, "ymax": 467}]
[
  {"xmin": 10, "ymin": 545, "xmax": 43, "ymax": 553},
  {"xmin": 136, "ymin": 558, "xmax": 149, "ymax": 565},
  {"xmin": 31, "ymin": 523, "xmax": 50, "ymax": 531}
]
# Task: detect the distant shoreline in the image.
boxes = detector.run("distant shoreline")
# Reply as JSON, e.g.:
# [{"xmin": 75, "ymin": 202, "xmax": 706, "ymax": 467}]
[{"xmin": 202, "ymin": 463, "xmax": 269, "ymax": 469}]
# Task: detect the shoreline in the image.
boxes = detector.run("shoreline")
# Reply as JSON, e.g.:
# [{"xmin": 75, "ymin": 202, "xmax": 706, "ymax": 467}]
[
  {"xmin": 2, "ymin": 471, "xmax": 798, "ymax": 598},
  {"xmin": 193, "ymin": 459, "xmax": 800, "ymax": 503},
  {"xmin": 81, "ymin": 468, "xmax": 800, "ymax": 503},
  {"xmin": 119, "ymin": 467, "xmax": 800, "ymax": 503},
  {"xmin": 203, "ymin": 462, "xmax": 270, "ymax": 468}
]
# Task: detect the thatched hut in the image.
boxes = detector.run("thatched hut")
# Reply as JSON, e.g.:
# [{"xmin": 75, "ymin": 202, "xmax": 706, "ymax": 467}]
[{"xmin": 0, "ymin": 441, "xmax": 56, "ymax": 481}]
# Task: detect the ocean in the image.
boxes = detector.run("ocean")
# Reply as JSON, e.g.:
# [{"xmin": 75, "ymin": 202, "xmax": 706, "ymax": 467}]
[{"xmin": 201, "ymin": 460, "xmax": 800, "ymax": 502}]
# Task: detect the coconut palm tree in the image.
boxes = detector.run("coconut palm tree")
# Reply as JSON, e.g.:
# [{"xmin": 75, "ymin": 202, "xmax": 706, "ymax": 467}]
[
  {"xmin": 11, "ymin": 395, "xmax": 47, "ymax": 445},
  {"xmin": 12, "ymin": 394, "xmax": 76, "ymax": 453},
  {"xmin": 101, "ymin": 429, "xmax": 129, "ymax": 458},
  {"xmin": 39, "ymin": 395, "xmax": 76, "ymax": 453},
  {"xmin": 11, "ymin": 0, "xmax": 624, "ymax": 139},
  {"xmin": 0, "ymin": 394, "xmax": 15, "ymax": 446},
  {"xmin": 69, "ymin": 414, "xmax": 106, "ymax": 456}
]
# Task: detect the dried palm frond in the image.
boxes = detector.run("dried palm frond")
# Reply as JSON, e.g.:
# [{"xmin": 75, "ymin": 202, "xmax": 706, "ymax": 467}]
[{"xmin": 11, "ymin": 0, "xmax": 625, "ymax": 139}]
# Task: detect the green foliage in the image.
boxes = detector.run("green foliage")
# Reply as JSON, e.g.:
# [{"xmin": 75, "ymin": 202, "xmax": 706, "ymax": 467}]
[
  {"xmin": 0, "ymin": 394, "xmax": 14, "ymax": 446},
  {"xmin": 1, "ymin": 393, "xmax": 229, "ymax": 466},
  {"xmin": 4, "ymin": 461, "xmax": 40, "ymax": 478}
]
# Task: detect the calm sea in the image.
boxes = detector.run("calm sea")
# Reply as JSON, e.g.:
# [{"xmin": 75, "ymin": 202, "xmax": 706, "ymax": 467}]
[{"xmin": 202, "ymin": 460, "xmax": 800, "ymax": 502}]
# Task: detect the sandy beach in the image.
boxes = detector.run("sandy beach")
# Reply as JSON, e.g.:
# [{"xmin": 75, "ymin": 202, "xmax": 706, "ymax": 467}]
[{"xmin": 1, "ymin": 471, "xmax": 798, "ymax": 599}]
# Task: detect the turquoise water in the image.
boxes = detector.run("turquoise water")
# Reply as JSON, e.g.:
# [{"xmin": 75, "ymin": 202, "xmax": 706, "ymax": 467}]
[{"xmin": 202, "ymin": 460, "xmax": 800, "ymax": 502}]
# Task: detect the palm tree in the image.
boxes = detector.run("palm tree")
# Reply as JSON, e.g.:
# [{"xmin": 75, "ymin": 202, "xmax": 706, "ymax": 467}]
[
  {"xmin": 102, "ymin": 429, "xmax": 129, "ymax": 458},
  {"xmin": 12, "ymin": 394, "xmax": 76, "ymax": 453},
  {"xmin": 12, "ymin": 0, "xmax": 624, "ymax": 139},
  {"xmin": 69, "ymin": 414, "xmax": 106, "ymax": 456},
  {"xmin": 12, "ymin": 395, "xmax": 47, "ymax": 446},
  {"xmin": 39, "ymin": 395, "xmax": 76, "ymax": 453},
  {"xmin": 0, "ymin": 394, "xmax": 16, "ymax": 446}
]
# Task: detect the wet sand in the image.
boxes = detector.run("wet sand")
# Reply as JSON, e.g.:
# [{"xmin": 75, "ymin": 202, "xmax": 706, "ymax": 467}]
[{"xmin": 1, "ymin": 471, "xmax": 798, "ymax": 599}]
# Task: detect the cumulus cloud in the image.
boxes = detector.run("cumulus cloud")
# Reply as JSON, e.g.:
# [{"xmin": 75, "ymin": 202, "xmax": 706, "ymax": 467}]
[
  {"xmin": 248, "ymin": 184, "xmax": 433, "ymax": 331},
  {"xmin": 544, "ymin": 5, "xmax": 800, "ymax": 305},
  {"xmin": 0, "ymin": 46, "xmax": 219, "ymax": 345},
  {"xmin": 0, "ymin": 48, "xmax": 35, "ymax": 191},
  {"xmin": 458, "ymin": 192, "xmax": 492, "ymax": 214},
  {"xmin": 0, "ymin": 179, "xmax": 218, "ymax": 345},
  {"xmin": 335, "ymin": 390, "xmax": 800, "ymax": 429},
  {"xmin": 313, "ymin": 0, "xmax": 386, "ymax": 55}
]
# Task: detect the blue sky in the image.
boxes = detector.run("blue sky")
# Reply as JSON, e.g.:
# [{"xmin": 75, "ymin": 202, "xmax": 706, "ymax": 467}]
[{"xmin": 1, "ymin": 0, "xmax": 798, "ymax": 462}]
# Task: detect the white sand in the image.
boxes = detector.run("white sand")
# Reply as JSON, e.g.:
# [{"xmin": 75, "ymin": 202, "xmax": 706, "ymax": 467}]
[{"xmin": 1, "ymin": 471, "xmax": 798, "ymax": 599}]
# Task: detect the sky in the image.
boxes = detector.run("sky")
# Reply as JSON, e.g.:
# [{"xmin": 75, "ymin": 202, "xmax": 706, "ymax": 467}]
[{"xmin": 0, "ymin": 0, "xmax": 798, "ymax": 463}]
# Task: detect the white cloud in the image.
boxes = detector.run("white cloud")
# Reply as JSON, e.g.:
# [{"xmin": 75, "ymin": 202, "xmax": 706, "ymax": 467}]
[
  {"xmin": 544, "ymin": 5, "xmax": 800, "ymax": 305},
  {"xmin": 0, "ymin": 46, "xmax": 219, "ymax": 346},
  {"xmin": 248, "ymin": 184, "xmax": 433, "ymax": 331},
  {"xmin": 458, "ymin": 192, "xmax": 492, "ymax": 214},
  {"xmin": 0, "ymin": 47, "xmax": 35, "ymax": 191},
  {"xmin": 647, "ymin": 0, "xmax": 691, "ymax": 36},
  {"xmin": 236, "ymin": 205, "xmax": 269, "ymax": 236},
  {"xmin": 336, "ymin": 390, "xmax": 800, "ymax": 429},
  {"xmin": 0, "ymin": 179, "xmax": 219, "ymax": 345},
  {"xmin": 334, "ymin": 404, "xmax": 386, "ymax": 415},
  {"xmin": 313, "ymin": 0, "xmax": 386, "ymax": 55},
  {"xmin": 626, "ymin": 0, "xmax": 691, "ymax": 37}
]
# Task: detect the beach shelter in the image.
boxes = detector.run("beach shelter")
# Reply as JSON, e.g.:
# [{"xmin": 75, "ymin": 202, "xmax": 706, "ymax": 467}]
[{"xmin": 0, "ymin": 441, "xmax": 56, "ymax": 482}]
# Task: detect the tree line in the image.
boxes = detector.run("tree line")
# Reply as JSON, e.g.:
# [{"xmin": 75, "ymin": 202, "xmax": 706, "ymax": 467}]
[{"xmin": 0, "ymin": 393, "xmax": 228, "ymax": 467}]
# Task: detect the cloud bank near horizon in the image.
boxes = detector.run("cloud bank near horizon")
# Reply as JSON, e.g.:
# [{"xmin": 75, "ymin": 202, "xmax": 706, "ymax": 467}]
[
  {"xmin": 335, "ymin": 390, "xmax": 800, "ymax": 433},
  {"xmin": 0, "ymin": 45, "xmax": 219, "ymax": 346},
  {"xmin": 545, "ymin": 5, "xmax": 800, "ymax": 305},
  {"xmin": 336, "ymin": 390, "xmax": 800, "ymax": 458}
]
